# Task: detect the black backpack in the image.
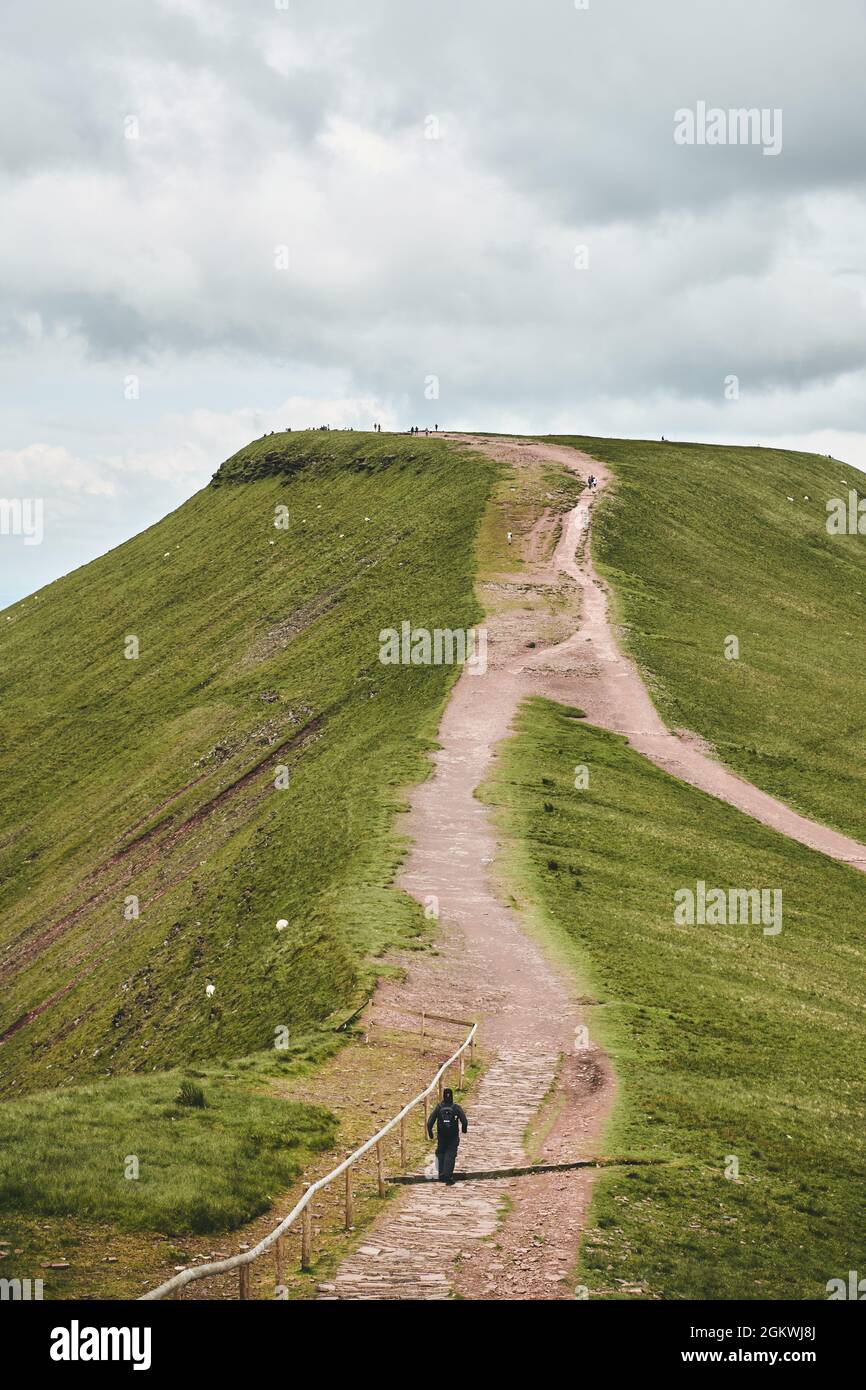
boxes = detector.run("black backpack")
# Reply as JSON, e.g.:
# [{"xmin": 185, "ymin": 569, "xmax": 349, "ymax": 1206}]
[{"xmin": 439, "ymin": 1103, "xmax": 455, "ymax": 1134}]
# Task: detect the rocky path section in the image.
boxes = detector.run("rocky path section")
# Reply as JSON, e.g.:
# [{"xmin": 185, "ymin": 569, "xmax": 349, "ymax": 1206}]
[{"xmin": 320, "ymin": 1049, "xmax": 557, "ymax": 1300}]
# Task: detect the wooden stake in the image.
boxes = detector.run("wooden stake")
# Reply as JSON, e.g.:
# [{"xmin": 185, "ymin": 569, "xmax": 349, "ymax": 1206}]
[
  {"xmin": 344, "ymin": 1166, "xmax": 353, "ymax": 1230},
  {"xmin": 459, "ymin": 1054, "xmax": 465, "ymax": 1089},
  {"xmin": 238, "ymin": 1263, "xmax": 250, "ymax": 1300},
  {"xmin": 275, "ymin": 1236, "xmax": 285, "ymax": 1291},
  {"xmin": 301, "ymin": 1197, "xmax": 312, "ymax": 1271},
  {"xmin": 376, "ymin": 1140, "xmax": 385, "ymax": 1198},
  {"xmin": 400, "ymin": 1116, "xmax": 407, "ymax": 1169}
]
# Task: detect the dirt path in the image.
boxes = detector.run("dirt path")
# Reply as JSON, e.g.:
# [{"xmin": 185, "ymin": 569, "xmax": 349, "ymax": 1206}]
[
  {"xmin": 324, "ymin": 432, "xmax": 866, "ymax": 1304},
  {"xmin": 494, "ymin": 438, "xmax": 866, "ymax": 869},
  {"xmin": 321, "ymin": 439, "xmax": 616, "ymax": 1302}
]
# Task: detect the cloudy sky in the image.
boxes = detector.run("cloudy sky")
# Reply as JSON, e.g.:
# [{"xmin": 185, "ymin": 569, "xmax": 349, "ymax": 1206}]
[{"xmin": 2, "ymin": 0, "xmax": 866, "ymax": 604}]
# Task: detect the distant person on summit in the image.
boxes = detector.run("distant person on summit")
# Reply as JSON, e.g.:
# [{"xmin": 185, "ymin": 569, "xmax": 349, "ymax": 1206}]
[{"xmin": 427, "ymin": 1088, "xmax": 468, "ymax": 1185}]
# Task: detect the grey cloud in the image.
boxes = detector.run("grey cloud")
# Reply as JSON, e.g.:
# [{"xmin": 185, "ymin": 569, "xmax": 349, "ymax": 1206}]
[{"xmin": 1, "ymin": 0, "xmax": 865, "ymax": 525}]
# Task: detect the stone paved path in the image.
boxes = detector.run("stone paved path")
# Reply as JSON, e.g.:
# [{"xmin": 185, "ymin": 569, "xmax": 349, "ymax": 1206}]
[{"xmin": 320, "ymin": 1048, "xmax": 559, "ymax": 1300}]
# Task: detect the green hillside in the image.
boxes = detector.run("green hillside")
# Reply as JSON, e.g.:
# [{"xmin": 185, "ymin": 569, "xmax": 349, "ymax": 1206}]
[
  {"xmin": 551, "ymin": 437, "xmax": 866, "ymax": 841},
  {"xmin": 488, "ymin": 698, "xmax": 866, "ymax": 1299},
  {"xmin": 0, "ymin": 432, "xmax": 497, "ymax": 1098},
  {"xmin": 3, "ymin": 426, "xmax": 864, "ymax": 1301}
]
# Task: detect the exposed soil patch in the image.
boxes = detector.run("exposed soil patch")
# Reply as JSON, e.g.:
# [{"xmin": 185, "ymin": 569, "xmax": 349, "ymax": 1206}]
[{"xmin": 240, "ymin": 595, "xmax": 336, "ymax": 668}]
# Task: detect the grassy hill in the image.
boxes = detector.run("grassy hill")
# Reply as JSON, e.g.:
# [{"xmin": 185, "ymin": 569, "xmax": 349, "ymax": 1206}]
[
  {"xmin": 550, "ymin": 437, "xmax": 866, "ymax": 841},
  {"xmin": 488, "ymin": 697, "xmax": 866, "ymax": 1299},
  {"xmin": 4, "ymin": 425, "xmax": 865, "ymax": 1300},
  {"xmin": 0, "ymin": 431, "xmax": 497, "ymax": 1101}
]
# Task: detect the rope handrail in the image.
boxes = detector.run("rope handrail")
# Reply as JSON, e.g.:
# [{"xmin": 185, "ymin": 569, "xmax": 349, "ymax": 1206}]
[
  {"xmin": 370, "ymin": 1005, "xmax": 475, "ymax": 1030},
  {"xmin": 140, "ymin": 1020, "xmax": 477, "ymax": 1300}
]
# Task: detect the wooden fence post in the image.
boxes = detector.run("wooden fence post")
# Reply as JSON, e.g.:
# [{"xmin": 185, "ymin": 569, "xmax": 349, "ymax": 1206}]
[
  {"xmin": 344, "ymin": 1166, "xmax": 353, "ymax": 1230},
  {"xmin": 376, "ymin": 1140, "xmax": 385, "ymax": 1198},
  {"xmin": 470, "ymin": 1030, "xmax": 475, "ymax": 1062},
  {"xmin": 423, "ymin": 1093, "xmax": 429, "ymax": 1139},
  {"xmin": 400, "ymin": 1116, "xmax": 407, "ymax": 1169},
  {"xmin": 275, "ymin": 1236, "xmax": 285, "ymax": 1292},
  {"xmin": 238, "ymin": 1263, "xmax": 250, "ymax": 1300},
  {"xmin": 301, "ymin": 1190, "xmax": 312, "ymax": 1271},
  {"xmin": 459, "ymin": 1054, "xmax": 465, "ymax": 1089}
]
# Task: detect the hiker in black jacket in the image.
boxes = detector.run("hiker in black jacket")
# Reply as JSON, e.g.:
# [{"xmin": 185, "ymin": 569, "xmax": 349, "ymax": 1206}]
[{"xmin": 427, "ymin": 1088, "xmax": 468, "ymax": 1185}]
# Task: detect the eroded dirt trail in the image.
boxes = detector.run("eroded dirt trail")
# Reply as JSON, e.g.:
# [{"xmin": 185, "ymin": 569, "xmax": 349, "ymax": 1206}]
[
  {"xmin": 509, "ymin": 440, "xmax": 866, "ymax": 869},
  {"xmin": 322, "ymin": 439, "xmax": 615, "ymax": 1302}
]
